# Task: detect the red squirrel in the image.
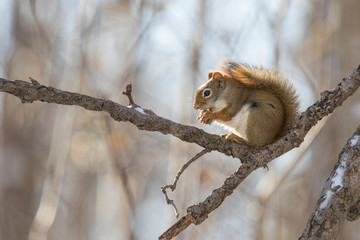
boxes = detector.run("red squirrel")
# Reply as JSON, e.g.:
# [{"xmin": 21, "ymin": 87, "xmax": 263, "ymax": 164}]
[{"xmin": 193, "ymin": 61, "xmax": 299, "ymax": 147}]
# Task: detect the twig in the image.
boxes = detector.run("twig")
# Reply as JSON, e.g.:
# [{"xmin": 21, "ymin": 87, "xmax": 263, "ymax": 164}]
[
  {"xmin": 161, "ymin": 188, "xmax": 180, "ymax": 219},
  {"xmin": 161, "ymin": 149, "xmax": 211, "ymax": 218},
  {"xmin": 122, "ymin": 84, "xmax": 138, "ymax": 107},
  {"xmin": 122, "ymin": 84, "xmax": 155, "ymax": 115},
  {"xmin": 166, "ymin": 149, "xmax": 211, "ymax": 191}
]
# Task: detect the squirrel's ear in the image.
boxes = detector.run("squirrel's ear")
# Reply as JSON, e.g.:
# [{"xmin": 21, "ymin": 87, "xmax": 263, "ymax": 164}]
[
  {"xmin": 213, "ymin": 72, "xmax": 225, "ymax": 89},
  {"xmin": 208, "ymin": 71, "xmax": 214, "ymax": 80}
]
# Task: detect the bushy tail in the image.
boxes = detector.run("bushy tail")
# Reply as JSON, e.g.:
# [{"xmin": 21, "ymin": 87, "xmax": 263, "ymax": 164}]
[{"xmin": 219, "ymin": 60, "xmax": 300, "ymax": 137}]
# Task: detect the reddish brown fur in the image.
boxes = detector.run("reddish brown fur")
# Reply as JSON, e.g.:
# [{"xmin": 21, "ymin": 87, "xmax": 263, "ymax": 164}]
[
  {"xmin": 194, "ymin": 61, "xmax": 300, "ymax": 147},
  {"xmin": 219, "ymin": 61, "xmax": 300, "ymax": 138}
]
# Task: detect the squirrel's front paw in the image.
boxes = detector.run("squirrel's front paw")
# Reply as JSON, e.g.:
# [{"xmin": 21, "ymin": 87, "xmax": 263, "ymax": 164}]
[{"xmin": 197, "ymin": 110, "xmax": 215, "ymax": 124}]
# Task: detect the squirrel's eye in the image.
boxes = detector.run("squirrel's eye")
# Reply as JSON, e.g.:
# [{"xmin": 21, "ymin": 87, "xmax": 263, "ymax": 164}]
[{"xmin": 203, "ymin": 89, "xmax": 211, "ymax": 98}]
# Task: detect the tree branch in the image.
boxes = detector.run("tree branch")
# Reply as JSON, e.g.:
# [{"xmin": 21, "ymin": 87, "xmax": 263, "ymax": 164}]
[
  {"xmin": 1, "ymin": 67, "xmax": 359, "ymax": 163},
  {"xmin": 0, "ymin": 78, "xmax": 249, "ymax": 159},
  {"xmin": 299, "ymin": 126, "xmax": 360, "ymax": 239},
  {"xmin": 0, "ymin": 65, "xmax": 359, "ymax": 239}
]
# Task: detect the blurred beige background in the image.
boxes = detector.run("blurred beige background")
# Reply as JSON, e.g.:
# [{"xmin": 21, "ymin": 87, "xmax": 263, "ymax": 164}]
[{"xmin": 0, "ymin": 0, "xmax": 359, "ymax": 239}]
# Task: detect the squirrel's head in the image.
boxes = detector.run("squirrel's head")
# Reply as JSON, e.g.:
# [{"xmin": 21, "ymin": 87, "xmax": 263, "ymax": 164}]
[{"xmin": 193, "ymin": 71, "xmax": 226, "ymax": 112}]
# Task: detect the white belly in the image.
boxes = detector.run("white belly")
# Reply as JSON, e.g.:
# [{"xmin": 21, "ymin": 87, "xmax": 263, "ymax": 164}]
[{"xmin": 215, "ymin": 104, "xmax": 250, "ymax": 140}]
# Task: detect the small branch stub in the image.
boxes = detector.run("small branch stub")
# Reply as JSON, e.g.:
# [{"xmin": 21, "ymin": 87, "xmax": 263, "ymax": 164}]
[
  {"xmin": 28, "ymin": 76, "xmax": 40, "ymax": 85},
  {"xmin": 122, "ymin": 84, "xmax": 155, "ymax": 115},
  {"xmin": 122, "ymin": 84, "xmax": 139, "ymax": 107}
]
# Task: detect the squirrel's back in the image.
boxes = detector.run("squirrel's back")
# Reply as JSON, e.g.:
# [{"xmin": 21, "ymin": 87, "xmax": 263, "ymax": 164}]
[{"xmin": 219, "ymin": 61, "xmax": 300, "ymax": 138}]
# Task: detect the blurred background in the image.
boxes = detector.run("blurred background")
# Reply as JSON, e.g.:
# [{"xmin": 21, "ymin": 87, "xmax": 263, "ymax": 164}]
[{"xmin": 0, "ymin": 0, "xmax": 359, "ymax": 239}]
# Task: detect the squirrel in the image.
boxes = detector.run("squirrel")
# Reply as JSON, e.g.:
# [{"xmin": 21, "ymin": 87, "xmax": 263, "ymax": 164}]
[{"xmin": 193, "ymin": 61, "xmax": 299, "ymax": 147}]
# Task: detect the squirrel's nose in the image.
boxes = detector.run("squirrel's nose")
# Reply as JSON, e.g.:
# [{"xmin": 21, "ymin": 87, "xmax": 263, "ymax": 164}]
[{"xmin": 193, "ymin": 102, "xmax": 200, "ymax": 110}]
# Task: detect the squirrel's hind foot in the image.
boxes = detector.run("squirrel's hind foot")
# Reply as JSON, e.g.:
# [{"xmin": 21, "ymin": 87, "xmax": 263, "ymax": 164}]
[{"xmin": 221, "ymin": 132, "xmax": 246, "ymax": 143}]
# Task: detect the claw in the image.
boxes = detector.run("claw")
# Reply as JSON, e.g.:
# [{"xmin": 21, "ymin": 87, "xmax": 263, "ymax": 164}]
[{"xmin": 198, "ymin": 110, "xmax": 215, "ymax": 124}]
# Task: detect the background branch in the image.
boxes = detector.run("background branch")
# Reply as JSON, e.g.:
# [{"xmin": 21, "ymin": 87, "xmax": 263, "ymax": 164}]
[{"xmin": 299, "ymin": 126, "xmax": 360, "ymax": 239}]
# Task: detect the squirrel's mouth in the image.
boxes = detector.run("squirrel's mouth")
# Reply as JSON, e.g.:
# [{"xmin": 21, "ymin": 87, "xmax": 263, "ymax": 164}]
[{"xmin": 194, "ymin": 103, "xmax": 212, "ymax": 112}]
